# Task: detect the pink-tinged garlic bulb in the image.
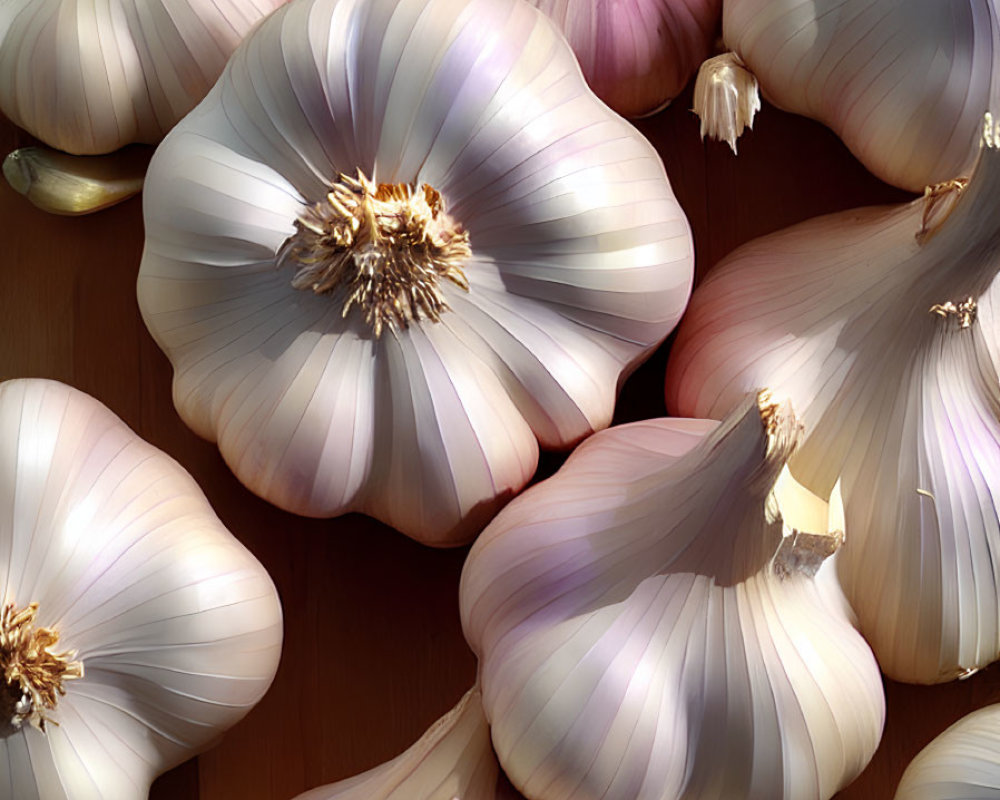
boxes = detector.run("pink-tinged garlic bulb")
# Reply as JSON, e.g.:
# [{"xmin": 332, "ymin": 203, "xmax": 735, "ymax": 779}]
[
  {"xmin": 0, "ymin": 0, "xmax": 287, "ymax": 155},
  {"xmin": 894, "ymin": 704, "xmax": 1000, "ymax": 799},
  {"xmin": 0, "ymin": 378, "xmax": 283, "ymax": 799},
  {"xmin": 694, "ymin": 0, "xmax": 998, "ymax": 191},
  {"xmin": 461, "ymin": 396, "xmax": 884, "ymax": 799},
  {"xmin": 137, "ymin": 0, "xmax": 694, "ymax": 546},
  {"xmin": 666, "ymin": 115, "xmax": 1000, "ymax": 683},
  {"xmin": 527, "ymin": 0, "xmax": 720, "ymax": 118},
  {"xmin": 294, "ymin": 685, "xmax": 525, "ymax": 800}
]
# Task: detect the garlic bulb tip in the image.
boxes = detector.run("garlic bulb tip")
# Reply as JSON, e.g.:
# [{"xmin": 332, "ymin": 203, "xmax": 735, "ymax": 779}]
[{"xmin": 692, "ymin": 52, "xmax": 760, "ymax": 154}]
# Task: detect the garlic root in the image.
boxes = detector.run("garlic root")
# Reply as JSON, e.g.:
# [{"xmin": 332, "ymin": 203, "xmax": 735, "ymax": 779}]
[{"xmin": 692, "ymin": 51, "xmax": 761, "ymax": 154}]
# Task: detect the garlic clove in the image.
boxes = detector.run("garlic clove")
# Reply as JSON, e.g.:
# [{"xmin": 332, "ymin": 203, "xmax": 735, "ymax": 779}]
[
  {"xmin": 294, "ymin": 685, "xmax": 524, "ymax": 799},
  {"xmin": 666, "ymin": 114, "xmax": 1000, "ymax": 683},
  {"xmin": 460, "ymin": 397, "xmax": 884, "ymax": 799},
  {"xmin": 0, "ymin": 378, "xmax": 283, "ymax": 798},
  {"xmin": 2, "ymin": 145, "xmax": 150, "ymax": 215},
  {"xmin": 692, "ymin": 52, "xmax": 761, "ymax": 154},
  {"xmin": 699, "ymin": 0, "xmax": 999, "ymax": 191},
  {"xmin": 894, "ymin": 703, "xmax": 1000, "ymax": 799},
  {"xmin": 138, "ymin": 0, "xmax": 694, "ymax": 544}
]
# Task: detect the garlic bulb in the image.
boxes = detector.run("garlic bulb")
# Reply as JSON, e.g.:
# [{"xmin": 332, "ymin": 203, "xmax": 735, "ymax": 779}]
[
  {"xmin": 894, "ymin": 704, "xmax": 1000, "ymax": 799},
  {"xmin": 460, "ymin": 395, "xmax": 885, "ymax": 799},
  {"xmin": 137, "ymin": 0, "xmax": 693, "ymax": 545},
  {"xmin": 527, "ymin": 0, "xmax": 720, "ymax": 118},
  {"xmin": 0, "ymin": 378, "xmax": 283, "ymax": 799},
  {"xmin": 666, "ymin": 117, "xmax": 1000, "ymax": 682},
  {"xmin": 694, "ymin": 0, "xmax": 998, "ymax": 191},
  {"xmin": 0, "ymin": 0, "xmax": 286, "ymax": 155},
  {"xmin": 295, "ymin": 685, "xmax": 524, "ymax": 800}
]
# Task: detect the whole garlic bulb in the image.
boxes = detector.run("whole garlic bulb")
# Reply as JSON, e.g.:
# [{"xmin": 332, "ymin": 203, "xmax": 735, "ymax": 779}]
[
  {"xmin": 137, "ymin": 0, "xmax": 693, "ymax": 545},
  {"xmin": 0, "ymin": 378, "xmax": 283, "ymax": 799},
  {"xmin": 527, "ymin": 0, "xmax": 721, "ymax": 118},
  {"xmin": 460, "ymin": 395, "xmax": 884, "ymax": 799},
  {"xmin": 0, "ymin": 0, "xmax": 286, "ymax": 154},
  {"xmin": 894, "ymin": 704, "xmax": 1000, "ymax": 799},
  {"xmin": 666, "ymin": 116, "xmax": 1000, "ymax": 682},
  {"xmin": 696, "ymin": 0, "xmax": 998, "ymax": 191}
]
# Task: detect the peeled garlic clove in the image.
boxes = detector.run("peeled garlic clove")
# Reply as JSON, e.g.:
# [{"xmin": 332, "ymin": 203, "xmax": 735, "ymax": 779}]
[
  {"xmin": 137, "ymin": 0, "xmax": 694, "ymax": 545},
  {"xmin": 3, "ymin": 145, "xmax": 151, "ymax": 215},
  {"xmin": 0, "ymin": 378, "xmax": 283, "ymax": 798},
  {"xmin": 527, "ymin": 0, "xmax": 721, "ymax": 118},
  {"xmin": 295, "ymin": 685, "xmax": 523, "ymax": 800},
  {"xmin": 698, "ymin": 1, "xmax": 998, "ymax": 191},
  {"xmin": 460, "ymin": 396, "xmax": 884, "ymax": 799},
  {"xmin": 894, "ymin": 704, "xmax": 1000, "ymax": 799},
  {"xmin": 666, "ymin": 115, "xmax": 1000, "ymax": 683},
  {"xmin": 0, "ymin": 0, "xmax": 287, "ymax": 155}
]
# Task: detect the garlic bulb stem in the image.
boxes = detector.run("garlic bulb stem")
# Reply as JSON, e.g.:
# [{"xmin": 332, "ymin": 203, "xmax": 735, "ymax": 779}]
[
  {"xmin": 277, "ymin": 170, "xmax": 471, "ymax": 337},
  {"xmin": 0, "ymin": 602, "xmax": 82, "ymax": 733}
]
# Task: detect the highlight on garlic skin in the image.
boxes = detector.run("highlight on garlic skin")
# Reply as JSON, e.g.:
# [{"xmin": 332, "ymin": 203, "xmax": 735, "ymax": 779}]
[
  {"xmin": 526, "ymin": 0, "xmax": 721, "ymax": 118},
  {"xmin": 137, "ymin": 0, "xmax": 694, "ymax": 546},
  {"xmin": 894, "ymin": 703, "xmax": 1000, "ymax": 799},
  {"xmin": 666, "ymin": 115, "xmax": 1000, "ymax": 683},
  {"xmin": 0, "ymin": 378, "xmax": 283, "ymax": 799},
  {"xmin": 294, "ymin": 685, "xmax": 524, "ymax": 800},
  {"xmin": 460, "ymin": 395, "xmax": 885, "ymax": 799},
  {"xmin": 693, "ymin": 0, "xmax": 997, "ymax": 191}
]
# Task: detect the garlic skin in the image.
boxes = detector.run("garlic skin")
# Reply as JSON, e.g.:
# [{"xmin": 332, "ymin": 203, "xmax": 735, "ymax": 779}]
[
  {"xmin": 704, "ymin": 0, "xmax": 997, "ymax": 191},
  {"xmin": 894, "ymin": 704, "xmax": 1000, "ymax": 799},
  {"xmin": 0, "ymin": 0, "xmax": 286, "ymax": 155},
  {"xmin": 460, "ymin": 398, "xmax": 884, "ymax": 799},
  {"xmin": 0, "ymin": 378, "xmax": 283, "ymax": 799},
  {"xmin": 666, "ymin": 120, "xmax": 1000, "ymax": 682},
  {"xmin": 137, "ymin": 0, "xmax": 694, "ymax": 545},
  {"xmin": 527, "ymin": 0, "xmax": 720, "ymax": 118},
  {"xmin": 295, "ymin": 685, "xmax": 524, "ymax": 800}
]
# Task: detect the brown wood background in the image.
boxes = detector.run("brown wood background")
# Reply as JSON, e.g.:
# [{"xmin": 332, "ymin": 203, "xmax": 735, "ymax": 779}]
[{"xmin": 3, "ymin": 85, "xmax": 1000, "ymax": 799}]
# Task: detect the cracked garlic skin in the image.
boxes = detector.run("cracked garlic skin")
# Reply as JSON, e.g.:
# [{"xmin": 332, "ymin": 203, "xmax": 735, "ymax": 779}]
[
  {"xmin": 138, "ymin": 0, "xmax": 694, "ymax": 545},
  {"xmin": 701, "ymin": 0, "xmax": 997, "ymax": 192},
  {"xmin": 460, "ymin": 397, "xmax": 884, "ymax": 800},
  {"xmin": 0, "ymin": 379, "xmax": 283, "ymax": 799},
  {"xmin": 667, "ymin": 117, "xmax": 1000, "ymax": 683}
]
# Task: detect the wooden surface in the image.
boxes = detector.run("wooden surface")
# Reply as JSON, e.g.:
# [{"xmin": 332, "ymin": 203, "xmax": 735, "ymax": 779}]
[{"xmin": 3, "ymin": 87, "xmax": 1000, "ymax": 799}]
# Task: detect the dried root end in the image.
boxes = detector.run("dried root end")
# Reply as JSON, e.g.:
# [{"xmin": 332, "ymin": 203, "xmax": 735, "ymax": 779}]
[
  {"xmin": 0, "ymin": 602, "xmax": 83, "ymax": 732},
  {"xmin": 929, "ymin": 297, "xmax": 977, "ymax": 329},
  {"xmin": 917, "ymin": 177, "xmax": 968, "ymax": 244},
  {"xmin": 692, "ymin": 52, "xmax": 761, "ymax": 154}
]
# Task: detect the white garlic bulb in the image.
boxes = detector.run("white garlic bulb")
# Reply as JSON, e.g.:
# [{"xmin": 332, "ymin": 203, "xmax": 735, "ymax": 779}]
[
  {"xmin": 137, "ymin": 0, "xmax": 694, "ymax": 545},
  {"xmin": 0, "ymin": 0, "xmax": 286, "ymax": 155},
  {"xmin": 666, "ymin": 117, "xmax": 1000, "ymax": 683},
  {"xmin": 460, "ymin": 395, "xmax": 884, "ymax": 799},
  {"xmin": 695, "ymin": 0, "xmax": 998, "ymax": 191},
  {"xmin": 895, "ymin": 704, "xmax": 1000, "ymax": 799},
  {"xmin": 0, "ymin": 378, "xmax": 283, "ymax": 799}
]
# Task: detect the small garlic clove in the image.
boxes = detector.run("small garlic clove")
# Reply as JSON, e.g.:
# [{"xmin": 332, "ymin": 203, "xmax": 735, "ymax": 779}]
[
  {"xmin": 692, "ymin": 52, "xmax": 761, "ymax": 154},
  {"xmin": 461, "ymin": 398, "xmax": 884, "ymax": 799},
  {"xmin": 294, "ymin": 685, "xmax": 524, "ymax": 800},
  {"xmin": 3, "ymin": 145, "xmax": 151, "ymax": 215}
]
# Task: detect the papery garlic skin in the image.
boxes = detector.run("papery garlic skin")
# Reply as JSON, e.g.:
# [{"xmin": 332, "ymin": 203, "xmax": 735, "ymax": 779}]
[
  {"xmin": 137, "ymin": 0, "xmax": 694, "ymax": 545},
  {"xmin": 894, "ymin": 704, "xmax": 1000, "ymax": 799},
  {"xmin": 712, "ymin": 0, "xmax": 997, "ymax": 191},
  {"xmin": 460, "ymin": 400, "xmax": 884, "ymax": 799},
  {"xmin": 0, "ymin": 379, "xmax": 283, "ymax": 799},
  {"xmin": 666, "ymin": 122, "xmax": 1000, "ymax": 682},
  {"xmin": 527, "ymin": 0, "xmax": 720, "ymax": 117},
  {"xmin": 295, "ymin": 685, "xmax": 524, "ymax": 800},
  {"xmin": 0, "ymin": 0, "xmax": 286, "ymax": 155}
]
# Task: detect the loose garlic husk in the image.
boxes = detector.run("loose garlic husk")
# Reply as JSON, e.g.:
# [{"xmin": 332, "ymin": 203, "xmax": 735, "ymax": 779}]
[
  {"xmin": 294, "ymin": 685, "xmax": 524, "ymax": 800},
  {"xmin": 0, "ymin": 378, "xmax": 283, "ymax": 798},
  {"xmin": 460, "ymin": 395, "xmax": 884, "ymax": 799},
  {"xmin": 137, "ymin": 0, "xmax": 693, "ymax": 545},
  {"xmin": 526, "ymin": 0, "xmax": 721, "ymax": 118},
  {"xmin": 666, "ymin": 115, "xmax": 1000, "ymax": 683},
  {"xmin": 693, "ymin": 0, "xmax": 998, "ymax": 191},
  {"xmin": 894, "ymin": 704, "xmax": 1000, "ymax": 799}
]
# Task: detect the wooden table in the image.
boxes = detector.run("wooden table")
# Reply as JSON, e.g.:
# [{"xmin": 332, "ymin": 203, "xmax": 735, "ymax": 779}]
[{"xmin": 3, "ymin": 87, "xmax": 999, "ymax": 799}]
